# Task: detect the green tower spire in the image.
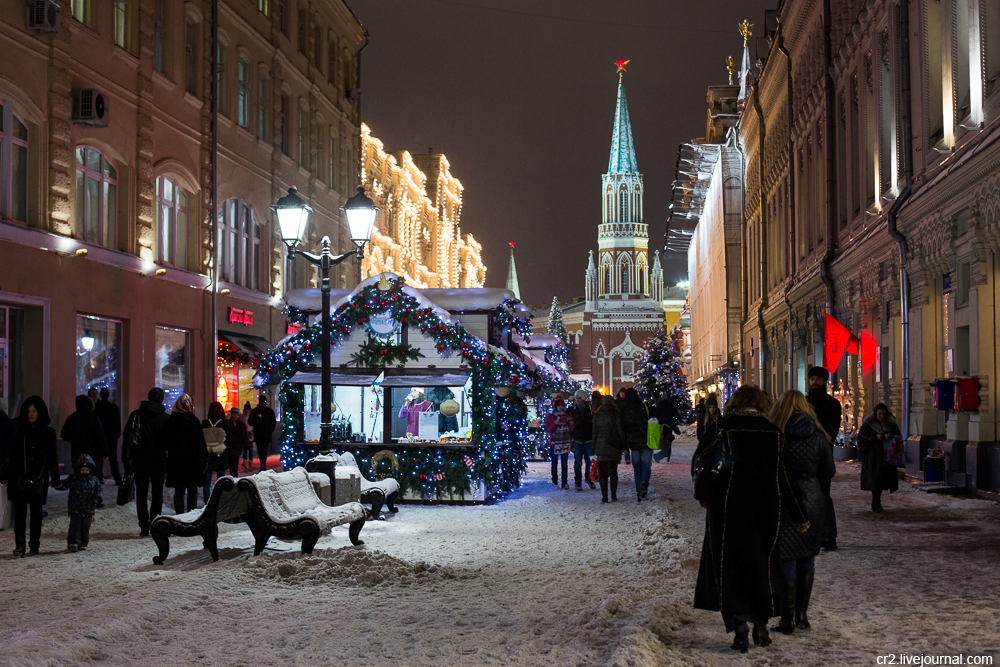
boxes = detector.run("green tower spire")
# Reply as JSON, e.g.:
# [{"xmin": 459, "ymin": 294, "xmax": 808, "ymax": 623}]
[{"xmin": 608, "ymin": 65, "xmax": 638, "ymax": 174}]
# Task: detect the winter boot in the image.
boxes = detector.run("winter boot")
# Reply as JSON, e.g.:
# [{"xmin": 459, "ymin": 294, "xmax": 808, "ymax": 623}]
[
  {"xmin": 731, "ymin": 621, "xmax": 749, "ymax": 653},
  {"xmin": 641, "ymin": 480, "xmax": 649, "ymax": 498},
  {"xmin": 771, "ymin": 578, "xmax": 797, "ymax": 634},
  {"xmin": 752, "ymin": 622, "xmax": 772, "ymax": 647},
  {"xmin": 796, "ymin": 571, "xmax": 814, "ymax": 630}
]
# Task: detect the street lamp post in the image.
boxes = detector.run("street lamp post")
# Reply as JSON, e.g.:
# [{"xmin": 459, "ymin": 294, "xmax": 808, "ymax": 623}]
[{"xmin": 273, "ymin": 186, "xmax": 379, "ymax": 449}]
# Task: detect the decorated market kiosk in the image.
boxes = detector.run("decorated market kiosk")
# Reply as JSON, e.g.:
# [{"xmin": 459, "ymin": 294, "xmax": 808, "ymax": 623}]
[{"xmin": 255, "ymin": 274, "xmax": 572, "ymax": 503}]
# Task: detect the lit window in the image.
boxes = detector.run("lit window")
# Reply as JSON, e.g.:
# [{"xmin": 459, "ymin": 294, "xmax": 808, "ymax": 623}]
[
  {"xmin": 114, "ymin": 0, "xmax": 130, "ymax": 50},
  {"xmin": 71, "ymin": 0, "xmax": 91, "ymax": 27},
  {"xmin": 258, "ymin": 0, "xmax": 269, "ymax": 17},
  {"xmin": 154, "ymin": 326, "xmax": 188, "ymax": 409},
  {"xmin": 238, "ymin": 60, "xmax": 249, "ymax": 128},
  {"xmin": 156, "ymin": 176, "xmax": 188, "ymax": 268},
  {"xmin": 75, "ymin": 147, "xmax": 118, "ymax": 248},
  {"xmin": 218, "ymin": 199, "xmax": 261, "ymax": 290},
  {"xmin": 0, "ymin": 102, "xmax": 29, "ymax": 222}
]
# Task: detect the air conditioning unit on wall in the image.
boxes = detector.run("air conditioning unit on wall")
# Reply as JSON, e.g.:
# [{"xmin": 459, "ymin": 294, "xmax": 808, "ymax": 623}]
[
  {"xmin": 72, "ymin": 89, "xmax": 109, "ymax": 127},
  {"xmin": 27, "ymin": 0, "xmax": 60, "ymax": 34}
]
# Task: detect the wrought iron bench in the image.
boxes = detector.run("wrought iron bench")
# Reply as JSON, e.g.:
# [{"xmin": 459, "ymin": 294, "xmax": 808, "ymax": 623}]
[
  {"xmin": 150, "ymin": 475, "xmax": 248, "ymax": 565},
  {"xmin": 238, "ymin": 467, "xmax": 367, "ymax": 556},
  {"xmin": 337, "ymin": 451, "xmax": 401, "ymax": 519}
]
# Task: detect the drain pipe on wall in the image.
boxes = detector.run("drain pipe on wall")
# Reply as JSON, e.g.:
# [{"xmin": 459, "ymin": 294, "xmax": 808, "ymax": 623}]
[
  {"xmin": 777, "ymin": 23, "xmax": 796, "ymax": 389},
  {"xmin": 887, "ymin": 0, "xmax": 914, "ymax": 439},
  {"xmin": 752, "ymin": 84, "xmax": 768, "ymax": 389},
  {"xmin": 820, "ymin": 0, "xmax": 836, "ymax": 320},
  {"xmin": 734, "ymin": 131, "xmax": 748, "ymax": 385}
]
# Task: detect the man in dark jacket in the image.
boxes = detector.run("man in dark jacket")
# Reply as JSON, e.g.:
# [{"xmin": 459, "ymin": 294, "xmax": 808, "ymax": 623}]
[
  {"xmin": 568, "ymin": 390, "xmax": 595, "ymax": 490},
  {"xmin": 247, "ymin": 396, "xmax": 276, "ymax": 472},
  {"xmin": 123, "ymin": 388, "xmax": 170, "ymax": 536},
  {"xmin": 61, "ymin": 395, "xmax": 109, "ymax": 487},
  {"xmin": 94, "ymin": 388, "xmax": 123, "ymax": 485},
  {"xmin": 806, "ymin": 366, "xmax": 842, "ymax": 552}
]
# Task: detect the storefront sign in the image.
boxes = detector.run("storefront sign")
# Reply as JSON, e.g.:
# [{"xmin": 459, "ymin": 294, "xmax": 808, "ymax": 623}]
[
  {"xmin": 229, "ymin": 307, "xmax": 254, "ymax": 326},
  {"xmin": 287, "ymin": 323, "xmax": 302, "ymax": 335},
  {"xmin": 368, "ymin": 311, "xmax": 400, "ymax": 337}
]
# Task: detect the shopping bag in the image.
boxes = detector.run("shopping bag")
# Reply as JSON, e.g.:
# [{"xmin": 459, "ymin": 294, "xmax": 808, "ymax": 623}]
[
  {"xmin": 646, "ymin": 422, "xmax": 664, "ymax": 450},
  {"xmin": 116, "ymin": 475, "xmax": 136, "ymax": 506},
  {"xmin": 589, "ymin": 459, "xmax": 599, "ymax": 483},
  {"xmin": 883, "ymin": 435, "xmax": 905, "ymax": 466},
  {"xmin": 0, "ymin": 484, "xmax": 12, "ymax": 530}
]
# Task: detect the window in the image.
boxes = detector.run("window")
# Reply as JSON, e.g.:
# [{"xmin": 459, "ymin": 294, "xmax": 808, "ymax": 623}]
[
  {"xmin": 619, "ymin": 189, "xmax": 627, "ymax": 221},
  {"xmin": 314, "ymin": 22, "xmax": 323, "ymax": 69},
  {"xmin": 637, "ymin": 265, "xmax": 645, "ymax": 294},
  {"xmin": 217, "ymin": 44, "xmax": 228, "ymax": 116},
  {"xmin": 603, "ymin": 267, "xmax": 611, "ymax": 295},
  {"xmin": 258, "ymin": 0, "xmax": 269, "ymax": 17},
  {"xmin": 237, "ymin": 59, "xmax": 249, "ymax": 128},
  {"xmin": 329, "ymin": 131, "xmax": 337, "ymax": 187},
  {"xmin": 878, "ymin": 27, "xmax": 894, "ymax": 195},
  {"xmin": 76, "ymin": 315, "xmax": 121, "ymax": 405},
  {"xmin": 155, "ymin": 176, "xmax": 188, "ymax": 268},
  {"xmin": 328, "ymin": 38, "xmax": 337, "ymax": 85},
  {"xmin": 258, "ymin": 75, "xmax": 269, "ymax": 141},
  {"xmin": 621, "ymin": 263, "xmax": 629, "ymax": 294},
  {"xmin": 75, "ymin": 147, "xmax": 117, "ymax": 248},
  {"xmin": 280, "ymin": 93, "xmax": 290, "ymax": 155},
  {"xmin": 279, "ymin": 0, "xmax": 288, "ymax": 36},
  {"xmin": 184, "ymin": 18, "xmax": 197, "ymax": 96},
  {"xmin": 218, "ymin": 199, "xmax": 260, "ymax": 290},
  {"xmin": 71, "ymin": 0, "xmax": 91, "ymax": 27},
  {"xmin": 298, "ymin": 106, "xmax": 307, "ymax": 168},
  {"xmin": 298, "ymin": 8, "xmax": 307, "ymax": 55},
  {"xmin": 620, "ymin": 360, "xmax": 634, "ymax": 381},
  {"xmin": 114, "ymin": 0, "xmax": 130, "ymax": 50},
  {"xmin": 316, "ymin": 125, "xmax": 323, "ymax": 177},
  {"xmin": 153, "ymin": 0, "xmax": 165, "ymax": 74},
  {"xmin": 0, "ymin": 102, "xmax": 29, "ymax": 222},
  {"xmin": 154, "ymin": 327, "xmax": 188, "ymax": 410}
]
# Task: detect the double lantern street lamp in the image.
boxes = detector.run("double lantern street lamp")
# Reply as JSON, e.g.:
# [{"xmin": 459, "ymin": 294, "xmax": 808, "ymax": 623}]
[{"xmin": 273, "ymin": 185, "xmax": 380, "ymax": 448}]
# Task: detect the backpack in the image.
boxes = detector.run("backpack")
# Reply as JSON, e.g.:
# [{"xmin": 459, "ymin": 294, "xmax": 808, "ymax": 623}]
[{"xmin": 203, "ymin": 420, "xmax": 227, "ymax": 456}]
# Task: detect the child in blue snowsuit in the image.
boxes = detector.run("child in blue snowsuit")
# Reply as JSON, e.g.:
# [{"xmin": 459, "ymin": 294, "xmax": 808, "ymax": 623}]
[{"xmin": 65, "ymin": 454, "xmax": 102, "ymax": 552}]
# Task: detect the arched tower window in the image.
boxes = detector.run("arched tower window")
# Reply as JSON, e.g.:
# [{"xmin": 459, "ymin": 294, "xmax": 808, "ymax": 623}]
[
  {"xmin": 619, "ymin": 188, "xmax": 627, "ymax": 222},
  {"xmin": 621, "ymin": 263, "xmax": 630, "ymax": 294}
]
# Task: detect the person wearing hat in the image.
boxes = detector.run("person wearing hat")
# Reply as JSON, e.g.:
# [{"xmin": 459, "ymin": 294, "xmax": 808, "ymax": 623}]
[
  {"xmin": 806, "ymin": 366, "xmax": 842, "ymax": 551},
  {"xmin": 697, "ymin": 394, "xmax": 720, "ymax": 443},
  {"xmin": 544, "ymin": 397, "xmax": 574, "ymax": 489},
  {"xmin": 568, "ymin": 390, "xmax": 596, "ymax": 491}
]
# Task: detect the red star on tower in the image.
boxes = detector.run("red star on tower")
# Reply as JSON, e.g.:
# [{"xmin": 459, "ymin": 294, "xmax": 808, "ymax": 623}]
[
  {"xmin": 509, "ymin": 241, "xmax": 515, "ymax": 248},
  {"xmin": 614, "ymin": 58, "xmax": 630, "ymax": 74}
]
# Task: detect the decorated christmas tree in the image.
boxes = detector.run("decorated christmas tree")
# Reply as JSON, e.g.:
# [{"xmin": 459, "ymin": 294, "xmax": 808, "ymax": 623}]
[
  {"xmin": 546, "ymin": 296, "xmax": 572, "ymax": 373},
  {"xmin": 633, "ymin": 330, "xmax": 693, "ymax": 426}
]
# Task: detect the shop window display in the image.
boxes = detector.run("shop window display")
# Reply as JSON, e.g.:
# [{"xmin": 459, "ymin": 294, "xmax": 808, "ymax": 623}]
[
  {"xmin": 76, "ymin": 315, "xmax": 121, "ymax": 404},
  {"xmin": 154, "ymin": 327, "xmax": 188, "ymax": 409}
]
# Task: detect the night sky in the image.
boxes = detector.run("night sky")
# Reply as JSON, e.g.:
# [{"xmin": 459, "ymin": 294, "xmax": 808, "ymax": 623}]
[{"xmin": 349, "ymin": 0, "xmax": 772, "ymax": 307}]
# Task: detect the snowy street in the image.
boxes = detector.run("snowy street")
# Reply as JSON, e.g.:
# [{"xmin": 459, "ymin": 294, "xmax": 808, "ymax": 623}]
[{"xmin": 1, "ymin": 438, "xmax": 998, "ymax": 667}]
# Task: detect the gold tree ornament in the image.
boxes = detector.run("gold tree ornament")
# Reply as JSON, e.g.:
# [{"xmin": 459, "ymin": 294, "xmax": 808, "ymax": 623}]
[
  {"xmin": 739, "ymin": 20, "xmax": 754, "ymax": 46},
  {"xmin": 726, "ymin": 56, "xmax": 736, "ymax": 84}
]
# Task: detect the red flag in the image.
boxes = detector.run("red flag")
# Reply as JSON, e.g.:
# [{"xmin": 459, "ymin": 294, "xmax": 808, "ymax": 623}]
[
  {"xmin": 823, "ymin": 313, "xmax": 855, "ymax": 373},
  {"xmin": 861, "ymin": 329, "xmax": 878, "ymax": 374}
]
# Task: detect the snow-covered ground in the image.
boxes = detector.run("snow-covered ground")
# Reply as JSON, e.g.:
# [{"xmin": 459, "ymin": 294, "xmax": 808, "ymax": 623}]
[{"xmin": 1, "ymin": 439, "xmax": 998, "ymax": 666}]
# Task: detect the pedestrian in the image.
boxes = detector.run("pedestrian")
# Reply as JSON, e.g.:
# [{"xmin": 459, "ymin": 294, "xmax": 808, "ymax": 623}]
[
  {"xmin": 94, "ymin": 388, "xmax": 123, "ymax": 486},
  {"xmin": 857, "ymin": 403, "xmax": 900, "ymax": 513},
  {"xmin": 64, "ymin": 454, "xmax": 103, "ymax": 552},
  {"xmin": 619, "ymin": 388, "xmax": 650, "ymax": 501},
  {"xmin": 806, "ymin": 366, "xmax": 842, "ymax": 551},
  {"xmin": 696, "ymin": 393, "xmax": 720, "ymax": 444},
  {"xmin": 123, "ymin": 388, "xmax": 170, "ymax": 537},
  {"xmin": 248, "ymin": 395, "xmax": 277, "ymax": 472},
  {"xmin": 227, "ymin": 406, "xmax": 250, "ymax": 476},
  {"xmin": 0, "ymin": 397, "xmax": 17, "ymax": 475},
  {"xmin": 164, "ymin": 394, "xmax": 207, "ymax": 514},
  {"xmin": 240, "ymin": 403, "xmax": 253, "ymax": 466},
  {"xmin": 652, "ymin": 390, "xmax": 682, "ymax": 463},
  {"xmin": 590, "ymin": 391, "xmax": 603, "ymax": 413},
  {"xmin": 3, "ymin": 396, "xmax": 60, "ymax": 557},
  {"xmin": 592, "ymin": 397, "xmax": 626, "ymax": 502},
  {"xmin": 568, "ymin": 390, "xmax": 595, "ymax": 491},
  {"xmin": 201, "ymin": 401, "xmax": 231, "ymax": 503},
  {"xmin": 693, "ymin": 385, "xmax": 806, "ymax": 652},
  {"xmin": 61, "ymin": 395, "xmax": 109, "ymax": 489},
  {"xmin": 767, "ymin": 390, "xmax": 836, "ymax": 634},
  {"xmin": 544, "ymin": 397, "xmax": 573, "ymax": 489}
]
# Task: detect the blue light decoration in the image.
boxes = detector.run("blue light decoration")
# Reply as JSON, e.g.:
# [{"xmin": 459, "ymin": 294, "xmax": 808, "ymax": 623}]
[{"xmin": 256, "ymin": 277, "xmax": 541, "ymax": 500}]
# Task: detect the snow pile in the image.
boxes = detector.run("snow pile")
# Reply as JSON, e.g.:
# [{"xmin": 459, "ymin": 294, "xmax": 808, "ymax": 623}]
[{"xmin": 246, "ymin": 547, "xmax": 470, "ymax": 588}]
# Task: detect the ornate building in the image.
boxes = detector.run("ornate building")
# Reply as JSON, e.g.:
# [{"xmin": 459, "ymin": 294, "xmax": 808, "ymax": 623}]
[
  {"xmin": 359, "ymin": 124, "xmax": 486, "ymax": 289},
  {"xmin": 569, "ymin": 64, "xmax": 665, "ymax": 395}
]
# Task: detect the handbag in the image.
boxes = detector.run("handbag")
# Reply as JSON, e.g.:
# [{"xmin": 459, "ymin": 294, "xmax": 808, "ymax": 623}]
[
  {"xmin": 883, "ymin": 434, "xmax": 905, "ymax": 466},
  {"xmin": 589, "ymin": 459, "xmax": 599, "ymax": 482},
  {"xmin": 16, "ymin": 436, "xmax": 46, "ymax": 497},
  {"xmin": 693, "ymin": 430, "xmax": 732, "ymax": 506},
  {"xmin": 116, "ymin": 474, "xmax": 136, "ymax": 506}
]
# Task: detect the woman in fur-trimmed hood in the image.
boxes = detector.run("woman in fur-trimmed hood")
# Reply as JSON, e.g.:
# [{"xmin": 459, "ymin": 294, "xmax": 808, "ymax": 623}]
[
  {"xmin": 857, "ymin": 403, "xmax": 900, "ymax": 513},
  {"xmin": 693, "ymin": 385, "xmax": 805, "ymax": 653}
]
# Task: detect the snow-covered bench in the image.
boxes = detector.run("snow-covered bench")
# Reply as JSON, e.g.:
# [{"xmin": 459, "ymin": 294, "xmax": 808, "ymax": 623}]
[
  {"xmin": 337, "ymin": 451, "xmax": 400, "ymax": 519},
  {"xmin": 150, "ymin": 475, "xmax": 248, "ymax": 565},
  {"xmin": 238, "ymin": 467, "xmax": 367, "ymax": 555}
]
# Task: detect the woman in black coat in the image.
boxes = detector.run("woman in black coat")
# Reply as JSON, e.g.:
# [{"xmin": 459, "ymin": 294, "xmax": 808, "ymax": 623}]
[
  {"xmin": 857, "ymin": 403, "xmax": 900, "ymax": 513},
  {"xmin": 164, "ymin": 394, "xmax": 208, "ymax": 514},
  {"xmin": 619, "ymin": 388, "xmax": 650, "ymax": 501},
  {"xmin": 693, "ymin": 385, "xmax": 805, "ymax": 652},
  {"xmin": 3, "ymin": 396, "xmax": 60, "ymax": 556},
  {"xmin": 767, "ymin": 390, "xmax": 836, "ymax": 634}
]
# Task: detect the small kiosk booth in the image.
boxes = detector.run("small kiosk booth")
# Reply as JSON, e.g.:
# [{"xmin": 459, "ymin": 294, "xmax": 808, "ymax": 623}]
[{"xmin": 255, "ymin": 274, "xmax": 570, "ymax": 503}]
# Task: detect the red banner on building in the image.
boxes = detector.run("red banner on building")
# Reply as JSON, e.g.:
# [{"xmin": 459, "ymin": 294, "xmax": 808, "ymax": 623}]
[{"xmin": 823, "ymin": 313, "xmax": 860, "ymax": 372}]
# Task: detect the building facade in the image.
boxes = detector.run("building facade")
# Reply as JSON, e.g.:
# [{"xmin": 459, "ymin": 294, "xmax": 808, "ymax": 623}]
[
  {"xmin": 569, "ymin": 70, "xmax": 665, "ymax": 396},
  {"xmin": 359, "ymin": 124, "xmax": 486, "ymax": 288},
  {"xmin": 0, "ymin": 0, "xmax": 364, "ymax": 429}
]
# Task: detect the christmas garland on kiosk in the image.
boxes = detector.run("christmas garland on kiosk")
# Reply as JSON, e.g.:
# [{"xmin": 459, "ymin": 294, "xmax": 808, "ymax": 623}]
[{"xmin": 256, "ymin": 276, "xmax": 533, "ymax": 500}]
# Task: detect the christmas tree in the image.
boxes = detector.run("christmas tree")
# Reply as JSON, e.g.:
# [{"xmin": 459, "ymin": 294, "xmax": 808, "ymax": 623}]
[
  {"xmin": 633, "ymin": 330, "xmax": 693, "ymax": 426},
  {"xmin": 546, "ymin": 297, "xmax": 571, "ymax": 373}
]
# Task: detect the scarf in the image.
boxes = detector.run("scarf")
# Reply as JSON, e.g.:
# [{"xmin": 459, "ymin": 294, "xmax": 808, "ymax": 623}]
[{"xmin": 864, "ymin": 411, "xmax": 897, "ymax": 435}]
